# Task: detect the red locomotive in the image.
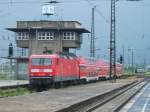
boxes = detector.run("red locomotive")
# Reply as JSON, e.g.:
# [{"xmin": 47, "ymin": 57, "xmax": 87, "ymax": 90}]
[
  {"xmin": 29, "ymin": 53, "xmax": 79, "ymax": 86},
  {"xmin": 29, "ymin": 53, "xmax": 123, "ymax": 87}
]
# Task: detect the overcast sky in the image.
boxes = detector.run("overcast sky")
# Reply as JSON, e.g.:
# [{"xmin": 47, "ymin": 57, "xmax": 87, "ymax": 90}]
[{"xmin": 0, "ymin": 0, "xmax": 149, "ymax": 65}]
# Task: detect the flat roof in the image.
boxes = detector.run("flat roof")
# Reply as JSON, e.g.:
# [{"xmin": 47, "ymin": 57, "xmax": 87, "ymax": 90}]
[
  {"xmin": 1, "ymin": 56, "xmax": 29, "ymax": 60},
  {"xmin": 7, "ymin": 27, "xmax": 90, "ymax": 33},
  {"xmin": 17, "ymin": 20, "xmax": 82, "ymax": 25}
]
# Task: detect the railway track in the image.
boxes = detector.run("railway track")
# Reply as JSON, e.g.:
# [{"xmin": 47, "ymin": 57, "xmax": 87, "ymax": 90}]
[
  {"xmin": 0, "ymin": 78, "xmax": 127, "ymax": 94},
  {"xmin": 56, "ymin": 79, "xmax": 148, "ymax": 112}
]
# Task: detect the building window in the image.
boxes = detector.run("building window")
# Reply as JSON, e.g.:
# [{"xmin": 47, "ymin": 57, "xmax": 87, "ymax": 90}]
[
  {"xmin": 16, "ymin": 32, "xmax": 29, "ymax": 40},
  {"xmin": 79, "ymin": 33, "xmax": 83, "ymax": 43},
  {"xmin": 75, "ymin": 33, "xmax": 83, "ymax": 43},
  {"xmin": 38, "ymin": 32, "xmax": 54, "ymax": 40},
  {"xmin": 63, "ymin": 32, "xmax": 75, "ymax": 40}
]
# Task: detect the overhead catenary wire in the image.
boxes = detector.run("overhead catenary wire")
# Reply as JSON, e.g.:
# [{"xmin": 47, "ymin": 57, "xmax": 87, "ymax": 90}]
[
  {"xmin": 0, "ymin": 0, "xmax": 147, "ymax": 53},
  {"xmin": 85, "ymin": 0, "xmax": 144, "ymax": 37},
  {"xmin": 0, "ymin": 0, "xmax": 144, "ymax": 37},
  {"xmin": 85, "ymin": 0, "xmax": 110, "ymax": 23}
]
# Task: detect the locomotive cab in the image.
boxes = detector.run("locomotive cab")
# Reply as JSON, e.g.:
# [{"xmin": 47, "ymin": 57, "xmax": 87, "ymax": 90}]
[
  {"xmin": 29, "ymin": 55, "xmax": 56, "ymax": 86},
  {"xmin": 30, "ymin": 58, "xmax": 53, "ymax": 77}
]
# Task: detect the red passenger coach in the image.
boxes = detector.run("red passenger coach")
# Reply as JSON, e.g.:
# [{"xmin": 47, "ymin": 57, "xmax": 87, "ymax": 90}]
[
  {"xmin": 96, "ymin": 60, "xmax": 109, "ymax": 79},
  {"xmin": 78, "ymin": 57, "xmax": 99, "ymax": 82},
  {"xmin": 29, "ymin": 53, "xmax": 79, "ymax": 85},
  {"xmin": 116, "ymin": 63, "xmax": 123, "ymax": 77}
]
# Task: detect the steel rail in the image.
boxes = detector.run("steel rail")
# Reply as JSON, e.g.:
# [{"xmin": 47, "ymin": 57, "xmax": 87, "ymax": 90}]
[{"xmin": 56, "ymin": 79, "xmax": 146, "ymax": 112}]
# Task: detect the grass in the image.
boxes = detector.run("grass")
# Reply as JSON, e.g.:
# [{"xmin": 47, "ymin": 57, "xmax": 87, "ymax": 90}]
[
  {"xmin": 144, "ymin": 72, "xmax": 150, "ymax": 76},
  {"xmin": 0, "ymin": 73, "xmax": 8, "ymax": 80},
  {"xmin": 120, "ymin": 74, "xmax": 136, "ymax": 79},
  {"xmin": 0, "ymin": 72, "xmax": 17, "ymax": 80},
  {"xmin": 0, "ymin": 87, "xmax": 33, "ymax": 98}
]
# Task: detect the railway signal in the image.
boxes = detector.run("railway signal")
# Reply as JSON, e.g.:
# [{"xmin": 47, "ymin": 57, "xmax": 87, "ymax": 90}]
[
  {"xmin": 8, "ymin": 43, "xmax": 13, "ymax": 57},
  {"xmin": 120, "ymin": 55, "xmax": 123, "ymax": 64}
]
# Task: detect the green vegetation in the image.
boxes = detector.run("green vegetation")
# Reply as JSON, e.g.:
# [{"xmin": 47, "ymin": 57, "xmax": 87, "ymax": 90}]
[
  {"xmin": 119, "ymin": 67, "xmax": 137, "ymax": 79},
  {"xmin": 120, "ymin": 74, "xmax": 133, "ymax": 79},
  {"xmin": 123, "ymin": 67, "xmax": 135, "ymax": 75},
  {"xmin": 0, "ymin": 87, "xmax": 33, "ymax": 98},
  {"xmin": 0, "ymin": 73, "xmax": 8, "ymax": 80},
  {"xmin": 123, "ymin": 72, "xmax": 135, "ymax": 76},
  {"xmin": 0, "ymin": 72, "xmax": 17, "ymax": 80},
  {"xmin": 144, "ymin": 72, "xmax": 150, "ymax": 76}
]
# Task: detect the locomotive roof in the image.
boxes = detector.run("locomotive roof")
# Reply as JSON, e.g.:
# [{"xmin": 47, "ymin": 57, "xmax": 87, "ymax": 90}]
[
  {"xmin": 30, "ymin": 54, "xmax": 59, "ymax": 58},
  {"xmin": 78, "ymin": 57, "xmax": 97, "ymax": 65},
  {"xmin": 30, "ymin": 52, "xmax": 77, "ymax": 58}
]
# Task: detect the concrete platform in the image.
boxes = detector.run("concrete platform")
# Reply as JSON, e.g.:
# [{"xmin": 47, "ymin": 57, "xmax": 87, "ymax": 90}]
[
  {"xmin": 120, "ymin": 81, "xmax": 150, "ymax": 112},
  {"xmin": 0, "ymin": 80, "xmax": 29, "ymax": 88},
  {"xmin": 0, "ymin": 79, "xmax": 140, "ymax": 112},
  {"xmin": 93, "ymin": 81, "xmax": 146, "ymax": 112}
]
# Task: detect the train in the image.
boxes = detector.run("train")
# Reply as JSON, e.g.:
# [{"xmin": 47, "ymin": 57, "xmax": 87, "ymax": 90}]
[{"xmin": 28, "ymin": 52, "xmax": 123, "ymax": 87}]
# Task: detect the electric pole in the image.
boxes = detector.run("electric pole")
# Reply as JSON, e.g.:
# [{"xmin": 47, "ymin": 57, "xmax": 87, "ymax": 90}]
[
  {"xmin": 122, "ymin": 46, "xmax": 125, "ymax": 65},
  {"xmin": 131, "ymin": 49, "xmax": 134, "ymax": 75},
  {"xmin": 90, "ymin": 7, "xmax": 95, "ymax": 58},
  {"xmin": 110, "ymin": 0, "xmax": 116, "ymax": 80}
]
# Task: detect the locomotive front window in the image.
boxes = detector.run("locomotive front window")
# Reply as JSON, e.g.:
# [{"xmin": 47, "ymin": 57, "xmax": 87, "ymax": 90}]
[
  {"xmin": 32, "ymin": 58, "xmax": 52, "ymax": 66},
  {"xmin": 80, "ymin": 65, "xmax": 86, "ymax": 70}
]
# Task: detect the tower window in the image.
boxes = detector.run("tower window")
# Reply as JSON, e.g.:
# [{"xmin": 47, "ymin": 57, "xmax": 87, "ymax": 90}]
[
  {"xmin": 63, "ymin": 32, "xmax": 75, "ymax": 40},
  {"xmin": 16, "ymin": 32, "xmax": 29, "ymax": 40},
  {"xmin": 38, "ymin": 32, "xmax": 54, "ymax": 40}
]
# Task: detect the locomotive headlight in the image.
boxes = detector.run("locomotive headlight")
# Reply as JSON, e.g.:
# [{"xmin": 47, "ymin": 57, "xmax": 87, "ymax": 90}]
[
  {"xmin": 43, "ymin": 69, "xmax": 52, "ymax": 72},
  {"xmin": 31, "ymin": 69, "xmax": 39, "ymax": 73}
]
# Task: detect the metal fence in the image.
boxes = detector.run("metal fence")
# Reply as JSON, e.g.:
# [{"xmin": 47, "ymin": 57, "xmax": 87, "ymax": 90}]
[{"xmin": 0, "ymin": 60, "xmax": 16, "ymax": 80}]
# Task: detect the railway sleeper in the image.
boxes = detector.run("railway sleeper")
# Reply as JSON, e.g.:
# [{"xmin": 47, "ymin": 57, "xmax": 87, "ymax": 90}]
[{"xmin": 56, "ymin": 80, "xmax": 143, "ymax": 112}]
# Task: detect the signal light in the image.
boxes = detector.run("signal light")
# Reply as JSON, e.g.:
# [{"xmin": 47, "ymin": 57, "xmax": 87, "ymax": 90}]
[
  {"xmin": 120, "ymin": 55, "xmax": 123, "ymax": 64},
  {"xmin": 8, "ymin": 43, "xmax": 13, "ymax": 57}
]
